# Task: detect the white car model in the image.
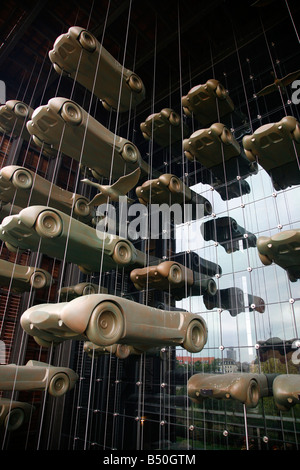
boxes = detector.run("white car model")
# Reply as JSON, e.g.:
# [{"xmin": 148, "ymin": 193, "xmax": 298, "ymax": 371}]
[
  {"xmin": 0, "ymin": 205, "xmax": 147, "ymax": 274},
  {"xmin": 0, "ymin": 360, "xmax": 78, "ymax": 397},
  {"xmin": 49, "ymin": 26, "xmax": 145, "ymax": 112},
  {"xmin": 20, "ymin": 293, "xmax": 208, "ymax": 354},
  {"xmin": 0, "ymin": 165, "xmax": 93, "ymax": 223},
  {"xmin": 26, "ymin": 97, "xmax": 150, "ymax": 181}
]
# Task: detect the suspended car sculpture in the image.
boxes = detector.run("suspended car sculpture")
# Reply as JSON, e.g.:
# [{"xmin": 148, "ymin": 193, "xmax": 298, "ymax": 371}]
[
  {"xmin": 0, "ymin": 165, "xmax": 93, "ymax": 223},
  {"xmin": 182, "ymin": 79, "xmax": 235, "ymax": 126},
  {"xmin": 257, "ymin": 229, "xmax": 300, "ymax": 282},
  {"xmin": 0, "ymin": 398, "xmax": 34, "ymax": 432},
  {"xmin": 130, "ymin": 261, "xmax": 217, "ymax": 300},
  {"xmin": 49, "ymin": 26, "xmax": 145, "ymax": 112},
  {"xmin": 58, "ymin": 282, "xmax": 108, "ymax": 301},
  {"xmin": 201, "ymin": 216, "xmax": 257, "ymax": 253},
  {"xmin": 20, "ymin": 293, "xmax": 208, "ymax": 354},
  {"xmin": 0, "ymin": 259, "xmax": 53, "ymax": 293},
  {"xmin": 242, "ymin": 116, "xmax": 300, "ymax": 190},
  {"xmin": 188, "ymin": 372, "xmax": 276, "ymax": 407},
  {"xmin": 272, "ymin": 374, "xmax": 300, "ymax": 411},
  {"xmin": 0, "ymin": 205, "xmax": 148, "ymax": 274},
  {"xmin": 26, "ymin": 97, "xmax": 151, "ymax": 181},
  {"xmin": 140, "ymin": 108, "xmax": 189, "ymax": 147},
  {"xmin": 0, "ymin": 360, "xmax": 78, "ymax": 397},
  {"xmin": 203, "ymin": 287, "xmax": 265, "ymax": 316}
]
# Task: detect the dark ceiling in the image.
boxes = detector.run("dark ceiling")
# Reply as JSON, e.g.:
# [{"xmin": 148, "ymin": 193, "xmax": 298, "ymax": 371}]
[{"xmin": 1, "ymin": 0, "xmax": 299, "ymax": 110}]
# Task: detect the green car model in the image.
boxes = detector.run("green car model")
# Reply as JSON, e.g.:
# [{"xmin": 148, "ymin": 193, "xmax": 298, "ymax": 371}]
[{"xmin": 0, "ymin": 205, "xmax": 147, "ymax": 274}]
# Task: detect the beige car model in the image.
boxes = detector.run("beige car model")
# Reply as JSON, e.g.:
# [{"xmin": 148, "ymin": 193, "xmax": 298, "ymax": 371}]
[
  {"xmin": 135, "ymin": 173, "xmax": 213, "ymax": 217},
  {"xmin": 272, "ymin": 374, "xmax": 300, "ymax": 411},
  {"xmin": 183, "ymin": 123, "xmax": 258, "ymax": 184},
  {"xmin": 0, "ymin": 398, "xmax": 34, "ymax": 432},
  {"xmin": 26, "ymin": 97, "xmax": 150, "ymax": 181},
  {"xmin": 49, "ymin": 26, "xmax": 145, "ymax": 112},
  {"xmin": 0, "ymin": 258, "xmax": 53, "ymax": 293},
  {"xmin": 130, "ymin": 261, "xmax": 217, "ymax": 300},
  {"xmin": 83, "ymin": 341, "xmax": 140, "ymax": 360},
  {"xmin": 140, "ymin": 108, "xmax": 189, "ymax": 147},
  {"xmin": 242, "ymin": 115, "xmax": 300, "ymax": 190},
  {"xmin": 182, "ymin": 79, "xmax": 235, "ymax": 126},
  {"xmin": 0, "ymin": 360, "xmax": 78, "ymax": 397},
  {"xmin": 0, "ymin": 100, "xmax": 34, "ymax": 141},
  {"xmin": 0, "ymin": 165, "xmax": 93, "ymax": 223},
  {"xmin": 20, "ymin": 293, "xmax": 208, "ymax": 354},
  {"xmin": 188, "ymin": 372, "xmax": 274, "ymax": 408},
  {"xmin": 58, "ymin": 282, "xmax": 108, "ymax": 301},
  {"xmin": 0, "ymin": 205, "xmax": 147, "ymax": 274},
  {"xmin": 256, "ymin": 229, "xmax": 300, "ymax": 282},
  {"xmin": 203, "ymin": 287, "xmax": 265, "ymax": 316}
]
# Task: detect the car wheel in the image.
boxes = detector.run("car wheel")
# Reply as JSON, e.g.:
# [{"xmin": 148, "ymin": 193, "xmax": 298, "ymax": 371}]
[
  {"xmin": 243, "ymin": 147, "xmax": 257, "ymax": 162},
  {"xmin": 168, "ymin": 111, "xmax": 180, "ymax": 126},
  {"xmin": 184, "ymin": 150, "xmax": 195, "ymax": 162},
  {"xmin": 12, "ymin": 168, "xmax": 33, "ymax": 190},
  {"xmin": 115, "ymin": 344, "xmax": 131, "ymax": 359},
  {"xmin": 60, "ymin": 101, "xmax": 82, "ymax": 126},
  {"xmin": 168, "ymin": 176, "xmax": 182, "ymax": 193},
  {"xmin": 121, "ymin": 142, "xmax": 139, "ymax": 164},
  {"xmin": 13, "ymin": 101, "xmax": 30, "ymax": 119},
  {"xmin": 86, "ymin": 301, "xmax": 124, "ymax": 346},
  {"xmin": 78, "ymin": 30, "xmax": 97, "ymax": 52},
  {"xmin": 35, "ymin": 210, "xmax": 63, "ymax": 238},
  {"xmin": 30, "ymin": 271, "xmax": 48, "ymax": 289},
  {"xmin": 206, "ymin": 278, "xmax": 217, "ymax": 296},
  {"xmin": 5, "ymin": 242, "xmax": 20, "ymax": 253},
  {"xmin": 183, "ymin": 318, "xmax": 207, "ymax": 353},
  {"xmin": 220, "ymin": 126, "xmax": 234, "ymax": 145},
  {"xmin": 258, "ymin": 252, "xmax": 272, "ymax": 266},
  {"xmin": 127, "ymin": 74, "xmax": 143, "ymax": 93},
  {"xmin": 167, "ymin": 263, "xmax": 183, "ymax": 285},
  {"xmin": 112, "ymin": 240, "xmax": 133, "ymax": 265},
  {"xmin": 292, "ymin": 121, "xmax": 300, "ymax": 143},
  {"xmin": 4, "ymin": 408, "xmax": 25, "ymax": 431},
  {"xmin": 48, "ymin": 372, "xmax": 70, "ymax": 397},
  {"xmin": 74, "ymin": 197, "xmax": 90, "ymax": 217},
  {"xmin": 245, "ymin": 379, "xmax": 260, "ymax": 407},
  {"xmin": 82, "ymin": 284, "xmax": 97, "ymax": 295}
]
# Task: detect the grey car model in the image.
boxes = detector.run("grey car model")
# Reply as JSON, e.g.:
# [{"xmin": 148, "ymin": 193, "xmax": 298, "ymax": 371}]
[
  {"xmin": 0, "ymin": 360, "xmax": 78, "ymax": 397},
  {"xmin": 49, "ymin": 26, "xmax": 145, "ymax": 113},
  {"xmin": 26, "ymin": 97, "xmax": 150, "ymax": 181},
  {"xmin": 0, "ymin": 205, "xmax": 147, "ymax": 274},
  {"xmin": 242, "ymin": 115, "xmax": 300, "ymax": 190},
  {"xmin": 83, "ymin": 341, "xmax": 140, "ymax": 360},
  {"xmin": 272, "ymin": 374, "xmax": 300, "ymax": 411},
  {"xmin": 0, "ymin": 165, "xmax": 93, "ymax": 223},
  {"xmin": 20, "ymin": 293, "xmax": 208, "ymax": 354},
  {"xmin": 188, "ymin": 372, "xmax": 274, "ymax": 408},
  {"xmin": 0, "ymin": 258, "xmax": 53, "ymax": 293},
  {"xmin": 0, "ymin": 398, "xmax": 34, "ymax": 432}
]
